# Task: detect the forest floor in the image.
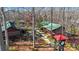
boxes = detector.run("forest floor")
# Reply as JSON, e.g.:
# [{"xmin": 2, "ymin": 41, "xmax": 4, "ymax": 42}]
[{"xmin": 9, "ymin": 41, "xmax": 78, "ymax": 51}]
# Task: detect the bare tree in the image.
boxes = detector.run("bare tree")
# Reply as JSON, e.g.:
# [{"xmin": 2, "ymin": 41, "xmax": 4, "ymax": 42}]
[
  {"xmin": 0, "ymin": 21, "xmax": 6, "ymax": 51},
  {"xmin": 32, "ymin": 7, "xmax": 35, "ymax": 48},
  {"xmin": 0, "ymin": 7, "xmax": 9, "ymax": 50},
  {"xmin": 50, "ymin": 7, "xmax": 53, "ymax": 30},
  {"xmin": 62, "ymin": 7, "xmax": 65, "ymax": 34}
]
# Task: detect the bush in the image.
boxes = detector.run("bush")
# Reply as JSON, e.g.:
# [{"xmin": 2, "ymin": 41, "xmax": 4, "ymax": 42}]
[
  {"xmin": 32, "ymin": 48, "xmax": 38, "ymax": 51},
  {"xmin": 76, "ymin": 45, "xmax": 79, "ymax": 50},
  {"xmin": 9, "ymin": 47, "xmax": 18, "ymax": 51},
  {"xmin": 65, "ymin": 43, "xmax": 72, "ymax": 48}
]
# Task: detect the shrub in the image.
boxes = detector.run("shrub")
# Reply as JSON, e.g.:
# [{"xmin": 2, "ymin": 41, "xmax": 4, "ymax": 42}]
[
  {"xmin": 9, "ymin": 47, "xmax": 18, "ymax": 51},
  {"xmin": 76, "ymin": 45, "xmax": 79, "ymax": 50},
  {"xmin": 65, "ymin": 43, "xmax": 72, "ymax": 48}
]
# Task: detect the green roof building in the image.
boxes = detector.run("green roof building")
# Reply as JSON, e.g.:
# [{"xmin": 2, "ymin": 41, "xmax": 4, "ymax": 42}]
[
  {"xmin": 1, "ymin": 21, "xmax": 15, "ymax": 31},
  {"xmin": 40, "ymin": 20, "xmax": 50, "ymax": 26},
  {"xmin": 42, "ymin": 23, "xmax": 61, "ymax": 30}
]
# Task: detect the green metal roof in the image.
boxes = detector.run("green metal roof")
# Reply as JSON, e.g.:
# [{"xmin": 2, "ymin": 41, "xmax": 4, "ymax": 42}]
[
  {"xmin": 1, "ymin": 21, "xmax": 13, "ymax": 31},
  {"xmin": 40, "ymin": 20, "xmax": 50, "ymax": 26},
  {"xmin": 42, "ymin": 23, "xmax": 61, "ymax": 30}
]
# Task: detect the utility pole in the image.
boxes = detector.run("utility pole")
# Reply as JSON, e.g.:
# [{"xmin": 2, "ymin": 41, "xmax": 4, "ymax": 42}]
[
  {"xmin": 0, "ymin": 7, "xmax": 9, "ymax": 50},
  {"xmin": 32, "ymin": 7, "xmax": 35, "ymax": 48}
]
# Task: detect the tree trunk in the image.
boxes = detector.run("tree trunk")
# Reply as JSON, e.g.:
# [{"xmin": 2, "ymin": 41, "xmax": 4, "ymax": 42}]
[
  {"xmin": 32, "ymin": 7, "xmax": 35, "ymax": 48},
  {"xmin": 0, "ymin": 24, "xmax": 6, "ymax": 51},
  {"xmin": 0, "ymin": 7, "xmax": 9, "ymax": 50}
]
